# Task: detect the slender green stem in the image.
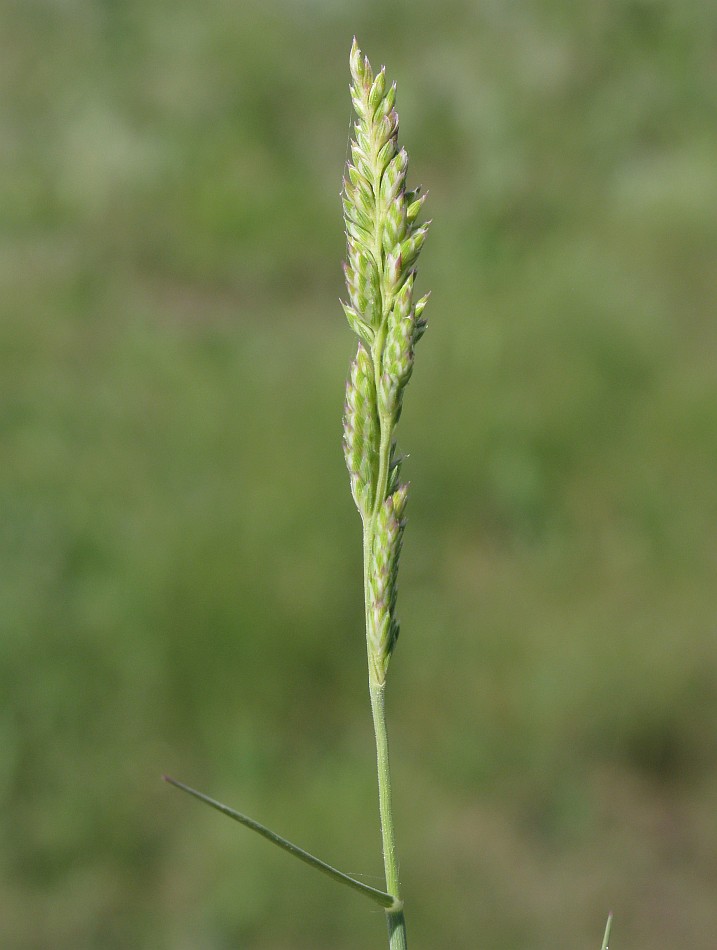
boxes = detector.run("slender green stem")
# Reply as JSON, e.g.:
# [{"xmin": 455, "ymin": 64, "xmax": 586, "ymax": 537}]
[
  {"xmin": 372, "ymin": 404, "xmax": 393, "ymax": 517},
  {"xmin": 369, "ymin": 682, "xmax": 407, "ymax": 950},
  {"xmin": 369, "ymin": 684, "xmax": 400, "ymax": 897},
  {"xmin": 363, "ymin": 510, "xmax": 408, "ymax": 949}
]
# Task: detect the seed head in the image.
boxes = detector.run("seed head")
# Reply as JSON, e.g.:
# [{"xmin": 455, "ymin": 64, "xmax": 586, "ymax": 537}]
[
  {"xmin": 342, "ymin": 41, "xmax": 429, "ymax": 355},
  {"xmin": 342, "ymin": 41, "xmax": 431, "ymax": 682}
]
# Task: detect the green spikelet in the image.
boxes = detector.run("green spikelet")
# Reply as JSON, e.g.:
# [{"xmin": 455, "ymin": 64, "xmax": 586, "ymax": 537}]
[
  {"xmin": 343, "ymin": 343, "xmax": 379, "ymax": 516},
  {"xmin": 367, "ymin": 485, "xmax": 409, "ymax": 681}
]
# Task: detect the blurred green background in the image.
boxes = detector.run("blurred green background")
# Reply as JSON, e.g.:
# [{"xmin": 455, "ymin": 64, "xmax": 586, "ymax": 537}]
[{"xmin": 2, "ymin": 0, "xmax": 716, "ymax": 947}]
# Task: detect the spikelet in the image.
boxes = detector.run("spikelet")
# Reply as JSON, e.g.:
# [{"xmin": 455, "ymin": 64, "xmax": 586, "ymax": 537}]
[
  {"xmin": 343, "ymin": 343, "xmax": 379, "ymax": 516},
  {"xmin": 367, "ymin": 485, "xmax": 409, "ymax": 683}
]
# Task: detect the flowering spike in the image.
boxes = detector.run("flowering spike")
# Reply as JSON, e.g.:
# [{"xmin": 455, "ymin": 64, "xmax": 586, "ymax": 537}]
[{"xmin": 341, "ymin": 40, "xmax": 430, "ymax": 686}]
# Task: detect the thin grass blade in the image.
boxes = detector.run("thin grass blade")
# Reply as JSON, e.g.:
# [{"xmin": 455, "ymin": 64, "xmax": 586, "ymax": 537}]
[
  {"xmin": 600, "ymin": 912, "xmax": 614, "ymax": 950},
  {"xmin": 163, "ymin": 775, "xmax": 397, "ymax": 909}
]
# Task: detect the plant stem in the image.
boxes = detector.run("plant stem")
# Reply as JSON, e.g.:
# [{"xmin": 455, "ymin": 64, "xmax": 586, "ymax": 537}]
[
  {"xmin": 364, "ymin": 516, "xmax": 407, "ymax": 950},
  {"xmin": 369, "ymin": 681, "xmax": 407, "ymax": 950}
]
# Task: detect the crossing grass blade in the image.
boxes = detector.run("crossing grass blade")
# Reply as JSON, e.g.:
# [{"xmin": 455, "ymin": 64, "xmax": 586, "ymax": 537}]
[
  {"xmin": 600, "ymin": 912, "xmax": 614, "ymax": 950},
  {"xmin": 163, "ymin": 776, "xmax": 397, "ymax": 909}
]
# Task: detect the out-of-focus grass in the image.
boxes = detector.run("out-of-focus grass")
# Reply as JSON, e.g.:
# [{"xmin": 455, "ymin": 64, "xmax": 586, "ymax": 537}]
[{"xmin": 2, "ymin": 1, "xmax": 716, "ymax": 947}]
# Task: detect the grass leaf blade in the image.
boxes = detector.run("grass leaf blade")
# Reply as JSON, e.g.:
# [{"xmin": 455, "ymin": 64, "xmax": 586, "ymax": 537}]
[
  {"xmin": 601, "ymin": 912, "xmax": 614, "ymax": 950},
  {"xmin": 163, "ymin": 775, "xmax": 397, "ymax": 910}
]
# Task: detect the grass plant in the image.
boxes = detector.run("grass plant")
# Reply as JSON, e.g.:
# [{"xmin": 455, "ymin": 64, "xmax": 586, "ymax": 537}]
[
  {"xmin": 165, "ymin": 39, "xmax": 427, "ymax": 950},
  {"xmin": 340, "ymin": 37, "xmax": 431, "ymax": 949},
  {"xmin": 163, "ymin": 39, "xmax": 618, "ymax": 950},
  {"xmin": 4, "ymin": 3, "xmax": 717, "ymax": 946}
]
